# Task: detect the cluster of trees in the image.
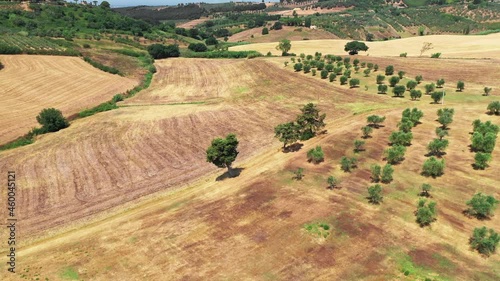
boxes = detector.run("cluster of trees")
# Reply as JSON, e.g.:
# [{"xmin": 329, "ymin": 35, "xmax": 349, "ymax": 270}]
[
  {"xmin": 274, "ymin": 103, "xmax": 326, "ymax": 150},
  {"xmin": 466, "ymin": 193, "xmax": 499, "ymax": 255},
  {"xmin": 471, "ymin": 120, "xmax": 498, "ymax": 169},
  {"xmin": 147, "ymin": 44, "xmax": 180, "ymax": 59}
]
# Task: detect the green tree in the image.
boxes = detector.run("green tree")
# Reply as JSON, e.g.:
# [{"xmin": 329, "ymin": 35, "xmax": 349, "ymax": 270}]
[
  {"xmin": 422, "ymin": 156, "xmax": 445, "ymax": 178},
  {"xmin": 36, "ymin": 108, "xmax": 69, "ymax": 133},
  {"xmin": 188, "ymin": 43, "xmax": 208, "ymax": 52},
  {"xmin": 340, "ymin": 156, "xmax": 357, "ymax": 172},
  {"xmin": 385, "ymin": 145, "xmax": 406, "ymax": 164},
  {"xmin": 206, "ymin": 134, "xmax": 239, "ymax": 177},
  {"xmin": 354, "ymin": 139, "xmax": 365, "ymax": 152},
  {"xmin": 312, "ymin": 69, "xmax": 317, "ymax": 76},
  {"xmin": 431, "ymin": 91, "xmax": 445, "ymax": 104},
  {"xmin": 353, "ymin": 58, "xmax": 360, "ymax": 66},
  {"xmin": 487, "ymin": 101, "xmax": 500, "ymax": 115},
  {"xmin": 467, "ymin": 193, "xmax": 499, "ymax": 219},
  {"xmin": 373, "ymin": 64, "xmax": 379, "ymax": 71},
  {"xmin": 294, "ymin": 63, "xmax": 303, "ymax": 71},
  {"xmin": 262, "ymin": 27, "xmax": 269, "ymax": 35},
  {"xmin": 484, "ymin": 87, "xmax": 493, "ymax": 96},
  {"xmin": 425, "ymin": 83, "xmax": 435, "ymax": 95},
  {"xmin": 416, "ymin": 199, "xmax": 437, "ymax": 226},
  {"xmin": 470, "ymin": 227, "xmax": 500, "ymax": 256},
  {"xmin": 410, "ymin": 90, "xmax": 422, "ymax": 100},
  {"xmin": 340, "ymin": 75, "xmax": 348, "ymax": 85},
  {"xmin": 305, "ymin": 17, "xmax": 312, "ymax": 28},
  {"xmin": 367, "ymin": 115, "xmax": 386, "ymax": 128},
  {"xmin": 307, "ymin": 146, "xmax": 325, "ymax": 164},
  {"xmin": 296, "ymin": 103, "xmax": 326, "ymax": 140},
  {"xmin": 100, "ymin": 1, "xmax": 110, "ymax": 8},
  {"xmin": 398, "ymin": 118, "xmax": 413, "ymax": 133},
  {"xmin": 362, "ymin": 126, "xmax": 373, "ymax": 138},
  {"xmin": 376, "ymin": 74, "xmax": 385, "ymax": 84},
  {"xmin": 471, "ymin": 132, "xmax": 497, "ymax": 153},
  {"xmin": 344, "ymin": 69, "xmax": 352, "ymax": 78},
  {"xmin": 393, "ymin": 85, "xmax": 406, "ymax": 97},
  {"xmin": 437, "ymin": 109, "xmax": 453, "ymax": 128},
  {"xmin": 435, "ymin": 127, "xmax": 449, "ymax": 140},
  {"xmin": 389, "ymin": 131, "xmax": 413, "ymax": 146},
  {"xmin": 370, "ymin": 164, "xmax": 381, "ymax": 182},
  {"xmin": 402, "ymin": 108, "xmax": 424, "ymax": 126},
  {"xmin": 327, "ymin": 176, "xmax": 339, "ymax": 189},
  {"xmin": 349, "ymin": 78, "xmax": 360, "ymax": 88},
  {"xmin": 367, "ymin": 184, "xmax": 383, "ymax": 204},
  {"xmin": 325, "ymin": 64, "xmax": 334, "ymax": 72},
  {"xmin": 378, "ymin": 84, "xmax": 388, "ymax": 94},
  {"xmin": 344, "ymin": 41, "xmax": 369, "ymax": 54},
  {"xmin": 389, "ymin": 76, "xmax": 400, "ymax": 87},
  {"xmin": 367, "ymin": 63, "xmax": 374, "ymax": 70},
  {"xmin": 474, "ymin": 152, "xmax": 492, "ymax": 170},
  {"xmin": 147, "ymin": 44, "xmax": 180, "ymax": 59},
  {"xmin": 406, "ymin": 80, "xmax": 417, "ymax": 91},
  {"xmin": 427, "ymin": 138, "xmax": 449, "ymax": 157},
  {"xmin": 385, "ymin": 65, "xmax": 394, "ymax": 76},
  {"xmin": 274, "ymin": 122, "xmax": 300, "ymax": 150},
  {"xmin": 436, "ymin": 78, "xmax": 445, "ymax": 88},
  {"xmin": 421, "ymin": 183, "xmax": 432, "ymax": 197},
  {"xmin": 457, "ymin": 80, "xmax": 465, "ymax": 92},
  {"xmin": 363, "ymin": 68, "xmax": 371, "ymax": 77},
  {"xmin": 276, "ymin": 39, "xmax": 291, "ymax": 55},
  {"xmin": 381, "ymin": 164, "xmax": 394, "ymax": 183},
  {"xmin": 320, "ymin": 69, "xmax": 328, "ymax": 79},
  {"xmin": 303, "ymin": 65, "xmax": 311, "ymax": 73},
  {"xmin": 293, "ymin": 167, "xmax": 304, "ymax": 180},
  {"xmin": 398, "ymin": 70, "xmax": 405, "ymax": 79},
  {"xmin": 329, "ymin": 73, "xmax": 336, "ymax": 82},
  {"xmin": 343, "ymin": 57, "xmax": 350, "ymax": 64},
  {"xmin": 415, "ymin": 75, "xmax": 423, "ymax": 84}
]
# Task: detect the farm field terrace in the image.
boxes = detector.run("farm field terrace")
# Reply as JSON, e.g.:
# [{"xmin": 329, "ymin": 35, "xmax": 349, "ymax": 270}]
[{"xmin": 0, "ymin": 35, "xmax": 499, "ymax": 280}]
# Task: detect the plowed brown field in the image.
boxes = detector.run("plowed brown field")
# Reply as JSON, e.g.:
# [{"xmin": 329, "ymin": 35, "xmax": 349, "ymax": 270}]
[{"xmin": 0, "ymin": 55, "xmax": 138, "ymax": 144}]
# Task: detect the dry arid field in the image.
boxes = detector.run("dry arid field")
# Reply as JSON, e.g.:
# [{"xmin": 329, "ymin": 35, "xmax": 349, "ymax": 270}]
[
  {"xmin": 0, "ymin": 35, "xmax": 500, "ymax": 280},
  {"xmin": 229, "ymin": 25, "xmax": 339, "ymax": 44},
  {"xmin": 0, "ymin": 55, "xmax": 138, "ymax": 144}
]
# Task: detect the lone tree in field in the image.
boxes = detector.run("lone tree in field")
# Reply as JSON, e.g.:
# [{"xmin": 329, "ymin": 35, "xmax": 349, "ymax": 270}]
[
  {"xmin": 457, "ymin": 81, "xmax": 465, "ymax": 92},
  {"xmin": 36, "ymin": 108, "xmax": 69, "ymax": 133},
  {"xmin": 385, "ymin": 65, "xmax": 394, "ymax": 76},
  {"xmin": 421, "ymin": 183, "xmax": 432, "ymax": 197},
  {"xmin": 416, "ymin": 199, "xmax": 437, "ymax": 226},
  {"xmin": 370, "ymin": 164, "xmax": 381, "ymax": 182},
  {"xmin": 367, "ymin": 115, "xmax": 386, "ymax": 128},
  {"xmin": 470, "ymin": 227, "xmax": 500, "ymax": 256},
  {"xmin": 362, "ymin": 126, "xmax": 373, "ymax": 138},
  {"xmin": 276, "ymin": 39, "xmax": 291, "ymax": 56},
  {"xmin": 344, "ymin": 40, "xmax": 369, "ymax": 55},
  {"xmin": 327, "ymin": 176, "xmax": 339, "ymax": 189},
  {"xmin": 274, "ymin": 122, "xmax": 300, "ymax": 150},
  {"xmin": 466, "ymin": 193, "xmax": 499, "ymax": 219},
  {"xmin": 474, "ymin": 152, "xmax": 492, "ymax": 169},
  {"xmin": 381, "ymin": 164, "xmax": 394, "ymax": 183},
  {"xmin": 206, "ymin": 134, "xmax": 239, "ymax": 177},
  {"xmin": 296, "ymin": 103, "xmax": 326, "ymax": 140},
  {"xmin": 422, "ymin": 157, "xmax": 445, "ymax": 178},
  {"xmin": 367, "ymin": 184, "xmax": 383, "ymax": 204},
  {"xmin": 307, "ymin": 146, "xmax": 325, "ymax": 164}
]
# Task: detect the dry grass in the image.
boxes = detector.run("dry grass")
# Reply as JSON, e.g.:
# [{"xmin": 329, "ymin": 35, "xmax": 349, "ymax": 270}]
[
  {"xmin": 229, "ymin": 25, "xmax": 338, "ymax": 44},
  {"xmin": 229, "ymin": 33, "xmax": 500, "ymax": 59},
  {"xmin": 0, "ymin": 55, "xmax": 139, "ymax": 144},
  {"xmin": 1, "ymin": 41, "xmax": 500, "ymax": 280}
]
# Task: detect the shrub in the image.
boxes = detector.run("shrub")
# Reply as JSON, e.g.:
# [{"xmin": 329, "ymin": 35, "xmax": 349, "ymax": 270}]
[
  {"xmin": 328, "ymin": 73, "xmax": 336, "ymax": 82},
  {"xmin": 398, "ymin": 71, "xmax": 405, "ymax": 79},
  {"xmin": 373, "ymin": 64, "xmax": 379, "ymax": 71},
  {"xmin": 188, "ymin": 43, "xmax": 208, "ymax": 52},
  {"xmin": 467, "ymin": 193, "xmax": 499, "ymax": 219},
  {"xmin": 376, "ymin": 74, "xmax": 385, "ymax": 84},
  {"xmin": 431, "ymin": 91, "xmax": 445, "ymax": 104},
  {"xmin": 320, "ymin": 69, "xmax": 328, "ymax": 79},
  {"xmin": 378, "ymin": 84, "xmax": 388, "ymax": 94},
  {"xmin": 340, "ymin": 76, "xmax": 348, "ymax": 85},
  {"xmin": 83, "ymin": 57, "xmax": 120, "ymax": 75},
  {"xmin": 78, "ymin": 101, "xmax": 118, "ymax": 118},
  {"xmin": 422, "ymin": 157, "xmax": 445, "ymax": 177},
  {"xmin": 354, "ymin": 139, "xmax": 365, "ymax": 152},
  {"xmin": 381, "ymin": 164, "xmax": 394, "ymax": 183},
  {"xmin": 327, "ymin": 176, "xmax": 339, "ymax": 189},
  {"xmin": 262, "ymin": 27, "xmax": 269, "ymax": 35},
  {"xmin": 112, "ymin": 94, "xmax": 124, "ymax": 103},
  {"xmin": 470, "ymin": 227, "xmax": 500, "ymax": 256},
  {"xmin": 349, "ymin": 78, "xmax": 360, "ymax": 88},
  {"xmin": 421, "ymin": 183, "xmax": 432, "ymax": 197},
  {"xmin": 361, "ymin": 62, "xmax": 366, "ymax": 68},
  {"xmin": 367, "ymin": 63, "xmax": 374, "ymax": 69},
  {"xmin": 385, "ymin": 65, "xmax": 394, "ymax": 75},
  {"xmin": 415, "ymin": 75, "xmax": 423, "ymax": 84},
  {"xmin": 457, "ymin": 81, "xmax": 465, "ymax": 92},
  {"xmin": 393, "ymin": 85, "xmax": 406, "ymax": 97},
  {"xmin": 312, "ymin": 69, "xmax": 317, "ymax": 76},
  {"xmin": 389, "ymin": 76, "xmax": 400, "ymax": 87},
  {"xmin": 399, "ymin": 52, "xmax": 407, "ymax": 57},
  {"xmin": 367, "ymin": 184, "xmax": 383, "ymax": 204},
  {"xmin": 147, "ymin": 44, "xmax": 180, "ymax": 59},
  {"xmin": 425, "ymin": 83, "xmax": 436, "ymax": 94},
  {"xmin": 427, "ymin": 138, "xmax": 449, "ymax": 157},
  {"xmin": 487, "ymin": 101, "xmax": 500, "ymax": 115},
  {"xmin": 205, "ymin": 36, "xmax": 218, "ymax": 45},
  {"xmin": 36, "ymin": 108, "xmax": 69, "ymax": 132},
  {"xmin": 484, "ymin": 87, "xmax": 493, "ymax": 96},
  {"xmin": 83, "ymin": 43, "xmax": 91, "ymax": 49},
  {"xmin": 410, "ymin": 89, "xmax": 422, "ymax": 100},
  {"xmin": 431, "ymin": 52, "xmax": 441, "ymax": 58},
  {"xmin": 389, "ymin": 131, "xmax": 413, "ymax": 146},
  {"xmin": 362, "ymin": 126, "xmax": 373, "ymax": 138},
  {"xmin": 340, "ymin": 156, "xmax": 357, "ymax": 172},
  {"xmin": 436, "ymin": 78, "xmax": 445, "ymax": 88},
  {"xmin": 416, "ymin": 199, "xmax": 437, "ymax": 226},
  {"xmin": 385, "ymin": 145, "xmax": 406, "ymax": 164},
  {"xmin": 406, "ymin": 80, "xmax": 417, "ymax": 91},
  {"xmin": 307, "ymin": 146, "xmax": 324, "ymax": 164},
  {"xmin": 370, "ymin": 164, "xmax": 381, "ymax": 182},
  {"xmin": 293, "ymin": 167, "xmax": 304, "ymax": 180}
]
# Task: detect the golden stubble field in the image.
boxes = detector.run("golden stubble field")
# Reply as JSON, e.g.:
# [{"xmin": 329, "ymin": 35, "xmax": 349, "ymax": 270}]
[
  {"xmin": 0, "ymin": 35, "xmax": 500, "ymax": 280},
  {"xmin": 0, "ymin": 55, "xmax": 139, "ymax": 144}
]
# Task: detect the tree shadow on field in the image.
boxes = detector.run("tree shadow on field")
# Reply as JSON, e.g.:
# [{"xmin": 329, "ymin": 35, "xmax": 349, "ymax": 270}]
[
  {"xmin": 216, "ymin": 168, "xmax": 245, "ymax": 181},
  {"xmin": 283, "ymin": 143, "xmax": 303, "ymax": 153}
]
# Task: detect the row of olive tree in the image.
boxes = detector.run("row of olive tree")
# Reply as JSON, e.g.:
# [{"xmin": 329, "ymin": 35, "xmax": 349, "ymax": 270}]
[{"xmin": 471, "ymin": 120, "xmax": 498, "ymax": 169}]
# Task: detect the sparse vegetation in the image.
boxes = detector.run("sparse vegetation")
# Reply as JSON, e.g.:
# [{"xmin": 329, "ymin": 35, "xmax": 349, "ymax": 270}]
[
  {"xmin": 340, "ymin": 156, "xmax": 357, "ymax": 172},
  {"xmin": 307, "ymin": 146, "xmax": 325, "ymax": 164},
  {"xmin": 354, "ymin": 139, "xmax": 365, "ymax": 152},
  {"xmin": 367, "ymin": 184, "xmax": 383, "ymax": 204},
  {"xmin": 327, "ymin": 176, "xmax": 339, "ymax": 189},
  {"xmin": 362, "ymin": 126, "xmax": 373, "ymax": 138}
]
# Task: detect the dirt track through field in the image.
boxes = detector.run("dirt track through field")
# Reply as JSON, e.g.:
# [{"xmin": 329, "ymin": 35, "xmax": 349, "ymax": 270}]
[{"xmin": 0, "ymin": 55, "xmax": 138, "ymax": 144}]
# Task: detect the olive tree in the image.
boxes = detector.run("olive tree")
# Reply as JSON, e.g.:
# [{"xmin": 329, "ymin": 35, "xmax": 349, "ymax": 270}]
[
  {"xmin": 416, "ymin": 199, "xmax": 437, "ymax": 226},
  {"xmin": 274, "ymin": 122, "xmax": 300, "ymax": 150},
  {"xmin": 370, "ymin": 164, "xmax": 381, "ymax": 182},
  {"xmin": 385, "ymin": 145, "xmax": 406, "ymax": 164},
  {"xmin": 381, "ymin": 164, "xmax": 394, "ymax": 183},
  {"xmin": 367, "ymin": 184, "xmax": 383, "ymax": 204},
  {"xmin": 307, "ymin": 146, "xmax": 325, "ymax": 163},
  {"xmin": 393, "ymin": 85, "xmax": 406, "ymax": 97},
  {"xmin": 367, "ymin": 115, "xmax": 386, "ymax": 128},
  {"xmin": 474, "ymin": 152, "xmax": 492, "ymax": 170},
  {"xmin": 422, "ymin": 157, "xmax": 445, "ymax": 178},
  {"xmin": 487, "ymin": 101, "xmax": 500, "ymax": 115},
  {"xmin": 410, "ymin": 90, "xmax": 422, "ymax": 100},
  {"xmin": 362, "ymin": 125, "xmax": 373, "ymax": 138},
  {"xmin": 427, "ymin": 138, "xmax": 449, "ymax": 157},
  {"xmin": 349, "ymin": 78, "xmax": 360, "ymax": 88},
  {"xmin": 378, "ymin": 84, "xmax": 388, "ymax": 94},
  {"xmin": 470, "ymin": 227, "xmax": 500, "ymax": 256},
  {"xmin": 466, "ymin": 193, "xmax": 499, "ymax": 219},
  {"xmin": 425, "ymin": 83, "xmax": 435, "ymax": 95},
  {"xmin": 385, "ymin": 65, "xmax": 394, "ymax": 76},
  {"xmin": 436, "ymin": 78, "xmax": 445, "ymax": 88},
  {"xmin": 415, "ymin": 75, "xmax": 423, "ymax": 84},
  {"xmin": 457, "ymin": 80, "xmax": 465, "ymax": 92},
  {"xmin": 406, "ymin": 80, "xmax": 417, "ymax": 91},
  {"xmin": 340, "ymin": 156, "xmax": 357, "ymax": 172},
  {"xmin": 389, "ymin": 76, "xmax": 400, "ymax": 87},
  {"xmin": 327, "ymin": 176, "xmax": 340, "ymax": 189}
]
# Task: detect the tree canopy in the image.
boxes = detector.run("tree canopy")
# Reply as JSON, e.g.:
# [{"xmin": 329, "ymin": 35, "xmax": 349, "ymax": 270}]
[
  {"xmin": 206, "ymin": 133, "xmax": 239, "ymax": 177},
  {"xmin": 344, "ymin": 41, "xmax": 369, "ymax": 55}
]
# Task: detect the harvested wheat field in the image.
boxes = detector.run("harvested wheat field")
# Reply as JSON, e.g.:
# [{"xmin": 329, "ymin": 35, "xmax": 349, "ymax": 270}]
[
  {"xmin": 228, "ymin": 25, "xmax": 338, "ymax": 44},
  {"xmin": 1, "ymin": 47, "xmax": 500, "ymax": 280},
  {"xmin": 0, "ymin": 55, "xmax": 138, "ymax": 144},
  {"xmin": 230, "ymin": 33, "xmax": 500, "ymax": 58}
]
